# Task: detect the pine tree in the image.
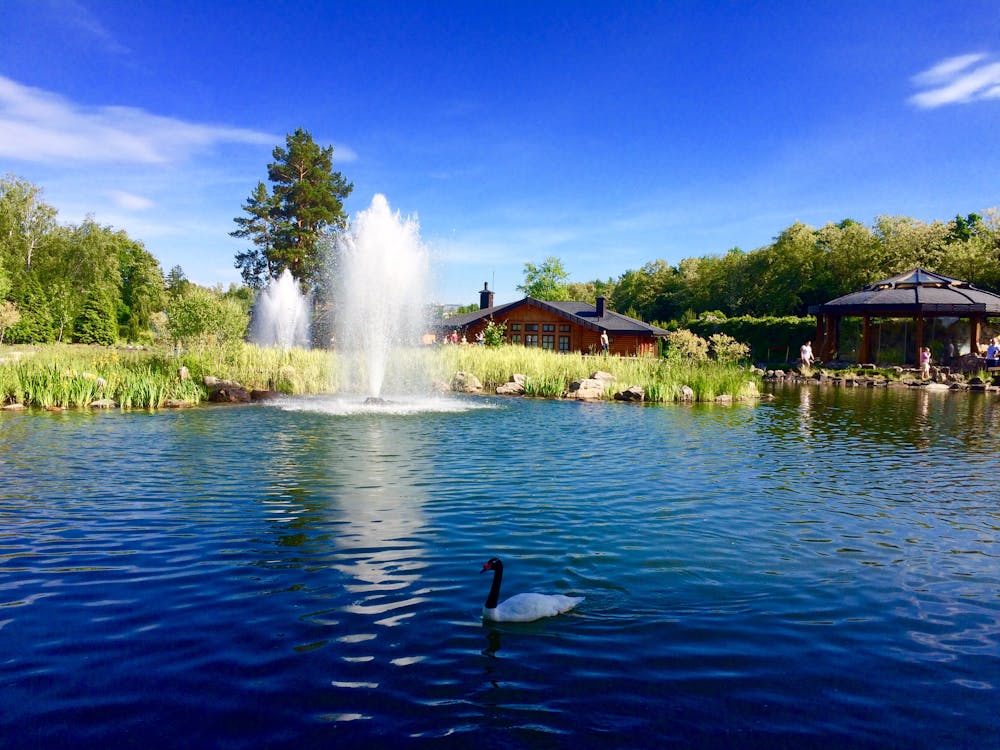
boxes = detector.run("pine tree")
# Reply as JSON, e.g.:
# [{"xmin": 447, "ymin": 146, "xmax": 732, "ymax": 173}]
[
  {"xmin": 74, "ymin": 288, "xmax": 118, "ymax": 345},
  {"xmin": 232, "ymin": 129, "xmax": 353, "ymax": 290}
]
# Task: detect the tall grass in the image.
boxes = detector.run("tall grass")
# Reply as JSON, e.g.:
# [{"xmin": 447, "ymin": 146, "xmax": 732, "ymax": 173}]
[
  {"xmin": 1, "ymin": 342, "xmax": 760, "ymax": 408},
  {"xmin": 0, "ymin": 349, "xmax": 208, "ymax": 409},
  {"xmin": 436, "ymin": 346, "xmax": 759, "ymax": 402},
  {"xmin": 178, "ymin": 344, "xmax": 335, "ymax": 394}
]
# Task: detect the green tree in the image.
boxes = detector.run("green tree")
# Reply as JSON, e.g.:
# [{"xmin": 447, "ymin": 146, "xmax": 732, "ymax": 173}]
[
  {"xmin": 517, "ymin": 256, "xmax": 571, "ymax": 300},
  {"xmin": 0, "ymin": 175, "xmax": 57, "ymax": 274},
  {"xmin": 166, "ymin": 285, "xmax": 250, "ymax": 348},
  {"xmin": 36, "ymin": 220, "xmax": 122, "ymax": 342},
  {"xmin": 565, "ymin": 277, "xmax": 616, "ymax": 304},
  {"xmin": 117, "ymin": 235, "xmax": 165, "ymax": 342},
  {"xmin": 5, "ymin": 273, "xmax": 54, "ymax": 343},
  {"xmin": 483, "ymin": 319, "xmax": 507, "ymax": 346},
  {"xmin": 0, "ymin": 300, "xmax": 19, "ymax": 344},
  {"xmin": 611, "ymin": 260, "xmax": 686, "ymax": 322},
  {"xmin": 74, "ymin": 287, "xmax": 118, "ymax": 345},
  {"xmin": 232, "ymin": 181, "xmax": 277, "ymax": 287},
  {"xmin": 165, "ymin": 265, "xmax": 191, "ymax": 300},
  {"xmin": 233, "ymin": 128, "xmax": 353, "ymax": 290}
]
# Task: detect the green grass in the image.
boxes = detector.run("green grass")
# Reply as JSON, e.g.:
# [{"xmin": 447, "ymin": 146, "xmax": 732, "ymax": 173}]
[
  {"xmin": 0, "ymin": 342, "xmax": 761, "ymax": 409},
  {"xmin": 436, "ymin": 345, "xmax": 760, "ymax": 402}
]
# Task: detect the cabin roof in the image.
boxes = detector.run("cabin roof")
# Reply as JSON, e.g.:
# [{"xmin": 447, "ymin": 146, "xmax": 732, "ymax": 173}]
[{"xmin": 440, "ymin": 297, "xmax": 669, "ymax": 336}]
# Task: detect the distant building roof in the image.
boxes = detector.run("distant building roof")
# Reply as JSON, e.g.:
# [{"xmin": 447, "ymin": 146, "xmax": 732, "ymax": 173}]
[
  {"xmin": 809, "ymin": 268, "xmax": 1000, "ymax": 316},
  {"xmin": 440, "ymin": 297, "xmax": 669, "ymax": 336}
]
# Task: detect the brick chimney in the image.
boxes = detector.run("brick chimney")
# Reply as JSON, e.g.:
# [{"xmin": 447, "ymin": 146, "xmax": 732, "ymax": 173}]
[
  {"xmin": 596, "ymin": 296, "xmax": 606, "ymax": 318},
  {"xmin": 479, "ymin": 282, "xmax": 494, "ymax": 310}
]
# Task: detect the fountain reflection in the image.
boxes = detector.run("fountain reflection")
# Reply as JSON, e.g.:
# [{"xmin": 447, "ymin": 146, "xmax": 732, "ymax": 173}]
[{"xmin": 330, "ymin": 420, "xmax": 431, "ymax": 626}]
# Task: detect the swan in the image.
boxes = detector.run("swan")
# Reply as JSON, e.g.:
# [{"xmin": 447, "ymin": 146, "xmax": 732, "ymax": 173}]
[{"xmin": 480, "ymin": 557, "xmax": 584, "ymax": 622}]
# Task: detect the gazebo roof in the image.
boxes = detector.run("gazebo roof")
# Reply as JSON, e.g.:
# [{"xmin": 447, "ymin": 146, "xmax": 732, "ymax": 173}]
[{"xmin": 809, "ymin": 268, "xmax": 1000, "ymax": 316}]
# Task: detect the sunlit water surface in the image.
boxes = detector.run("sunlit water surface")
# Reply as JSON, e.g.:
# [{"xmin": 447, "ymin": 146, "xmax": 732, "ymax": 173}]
[{"xmin": 1, "ymin": 386, "xmax": 998, "ymax": 748}]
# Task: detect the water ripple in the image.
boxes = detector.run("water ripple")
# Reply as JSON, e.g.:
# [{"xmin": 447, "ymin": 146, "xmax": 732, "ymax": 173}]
[{"xmin": 1, "ymin": 392, "xmax": 998, "ymax": 748}]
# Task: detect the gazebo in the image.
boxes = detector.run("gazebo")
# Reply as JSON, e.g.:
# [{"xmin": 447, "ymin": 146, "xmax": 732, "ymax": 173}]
[{"xmin": 809, "ymin": 268, "xmax": 1000, "ymax": 365}]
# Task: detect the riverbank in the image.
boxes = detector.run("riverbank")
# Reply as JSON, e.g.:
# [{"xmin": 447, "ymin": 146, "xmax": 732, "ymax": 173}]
[
  {"xmin": 0, "ymin": 343, "xmax": 764, "ymax": 410},
  {"xmin": 762, "ymin": 362, "xmax": 1000, "ymax": 392}
]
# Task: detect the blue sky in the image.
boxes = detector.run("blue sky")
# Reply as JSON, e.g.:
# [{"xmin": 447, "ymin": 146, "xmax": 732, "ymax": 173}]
[{"xmin": 2, "ymin": 1, "xmax": 999, "ymax": 306}]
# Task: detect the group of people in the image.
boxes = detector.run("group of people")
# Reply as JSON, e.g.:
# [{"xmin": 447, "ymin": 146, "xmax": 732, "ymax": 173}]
[{"xmin": 802, "ymin": 339, "xmax": 934, "ymax": 377}]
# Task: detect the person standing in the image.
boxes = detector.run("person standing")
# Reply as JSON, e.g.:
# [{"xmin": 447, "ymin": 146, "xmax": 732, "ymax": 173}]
[
  {"xmin": 800, "ymin": 340, "xmax": 814, "ymax": 368},
  {"xmin": 987, "ymin": 338, "xmax": 1000, "ymax": 367},
  {"xmin": 920, "ymin": 346, "xmax": 931, "ymax": 379},
  {"xmin": 600, "ymin": 329, "xmax": 609, "ymax": 354}
]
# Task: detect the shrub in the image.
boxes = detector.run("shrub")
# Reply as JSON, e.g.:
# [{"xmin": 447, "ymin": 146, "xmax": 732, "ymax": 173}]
[
  {"xmin": 666, "ymin": 329, "xmax": 709, "ymax": 361},
  {"xmin": 708, "ymin": 333, "xmax": 750, "ymax": 363}
]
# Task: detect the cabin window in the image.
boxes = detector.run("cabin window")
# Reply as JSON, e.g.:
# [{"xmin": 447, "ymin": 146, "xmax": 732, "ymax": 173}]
[
  {"xmin": 525, "ymin": 334, "xmax": 538, "ymax": 347},
  {"xmin": 511, "ymin": 323, "xmax": 521, "ymax": 332},
  {"xmin": 559, "ymin": 324, "xmax": 570, "ymax": 332},
  {"xmin": 542, "ymin": 324, "xmax": 555, "ymax": 332},
  {"xmin": 558, "ymin": 336, "xmax": 570, "ymax": 352},
  {"xmin": 511, "ymin": 334, "xmax": 521, "ymax": 344},
  {"xmin": 542, "ymin": 335, "xmax": 555, "ymax": 350},
  {"xmin": 525, "ymin": 323, "xmax": 538, "ymax": 332}
]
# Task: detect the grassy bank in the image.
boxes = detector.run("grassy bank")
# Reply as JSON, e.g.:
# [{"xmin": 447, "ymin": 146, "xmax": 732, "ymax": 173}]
[
  {"xmin": 0, "ymin": 343, "xmax": 759, "ymax": 409},
  {"xmin": 437, "ymin": 346, "xmax": 760, "ymax": 402},
  {"xmin": 0, "ymin": 344, "xmax": 335, "ymax": 409}
]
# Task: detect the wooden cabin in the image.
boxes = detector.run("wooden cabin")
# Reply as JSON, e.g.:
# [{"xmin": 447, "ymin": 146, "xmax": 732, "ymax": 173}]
[{"xmin": 439, "ymin": 284, "xmax": 667, "ymax": 356}]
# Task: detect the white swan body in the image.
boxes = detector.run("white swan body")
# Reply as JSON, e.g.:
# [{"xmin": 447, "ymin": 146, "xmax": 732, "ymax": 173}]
[{"xmin": 481, "ymin": 557, "xmax": 583, "ymax": 623}]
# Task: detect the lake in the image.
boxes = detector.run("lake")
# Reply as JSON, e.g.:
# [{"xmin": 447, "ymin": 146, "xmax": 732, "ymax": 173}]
[{"xmin": 1, "ymin": 385, "xmax": 997, "ymax": 748}]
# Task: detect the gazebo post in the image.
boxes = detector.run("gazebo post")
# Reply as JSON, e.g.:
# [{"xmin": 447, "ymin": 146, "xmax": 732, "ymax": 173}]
[
  {"xmin": 859, "ymin": 315, "xmax": 872, "ymax": 364},
  {"xmin": 971, "ymin": 315, "xmax": 983, "ymax": 355},
  {"xmin": 816, "ymin": 313, "xmax": 839, "ymax": 362},
  {"xmin": 915, "ymin": 315, "xmax": 925, "ymax": 365}
]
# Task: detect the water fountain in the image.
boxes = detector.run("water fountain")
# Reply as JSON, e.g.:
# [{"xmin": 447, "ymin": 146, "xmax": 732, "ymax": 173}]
[
  {"xmin": 251, "ymin": 268, "xmax": 310, "ymax": 348},
  {"xmin": 335, "ymin": 194, "xmax": 430, "ymax": 400}
]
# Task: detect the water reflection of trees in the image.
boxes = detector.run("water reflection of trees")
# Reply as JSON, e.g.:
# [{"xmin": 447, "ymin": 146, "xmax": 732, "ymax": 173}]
[{"xmin": 763, "ymin": 383, "xmax": 1000, "ymax": 455}]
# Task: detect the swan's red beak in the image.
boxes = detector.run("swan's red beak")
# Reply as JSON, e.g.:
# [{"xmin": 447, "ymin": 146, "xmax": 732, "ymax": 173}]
[{"xmin": 481, "ymin": 561, "xmax": 492, "ymax": 573}]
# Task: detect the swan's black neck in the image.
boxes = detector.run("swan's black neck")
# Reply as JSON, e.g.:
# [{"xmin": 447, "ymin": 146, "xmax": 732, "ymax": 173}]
[{"xmin": 484, "ymin": 560, "xmax": 504, "ymax": 609}]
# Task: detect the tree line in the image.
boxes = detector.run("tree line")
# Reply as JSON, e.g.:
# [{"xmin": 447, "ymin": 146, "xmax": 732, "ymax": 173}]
[
  {"xmin": 0, "ymin": 129, "xmax": 353, "ymax": 348},
  {"xmin": 4, "ymin": 122, "xmax": 998, "ymax": 349},
  {"xmin": 0, "ymin": 175, "xmax": 252, "ymax": 347},
  {"xmin": 515, "ymin": 212, "xmax": 1000, "ymax": 326}
]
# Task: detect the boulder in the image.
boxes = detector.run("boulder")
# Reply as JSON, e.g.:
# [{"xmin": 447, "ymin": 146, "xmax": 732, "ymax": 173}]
[
  {"xmin": 2, "ymin": 402, "xmax": 25, "ymax": 410},
  {"xmin": 251, "ymin": 389, "xmax": 281, "ymax": 402},
  {"xmin": 178, "ymin": 366, "xmax": 191, "ymax": 381},
  {"xmin": 589, "ymin": 370, "xmax": 616, "ymax": 383},
  {"xmin": 203, "ymin": 375, "xmax": 219, "ymax": 387},
  {"xmin": 163, "ymin": 399, "xmax": 194, "ymax": 408},
  {"xmin": 88, "ymin": 398, "xmax": 117, "ymax": 409},
  {"xmin": 679, "ymin": 385, "xmax": 695, "ymax": 401},
  {"xmin": 614, "ymin": 385, "xmax": 644, "ymax": 402},
  {"xmin": 496, "ymin": 379, "xmax": 525, "ymax": 396},
  {"xmin": 565, "ymin": 378, "xmax": 607, "ymax": 400},
  {"xmin": 208, "ymin": 384, "xmax": 252, "ymax": 403},
  {"xmin": 450, "ymin": 371, "xmax": 483, "ymax": 394}
]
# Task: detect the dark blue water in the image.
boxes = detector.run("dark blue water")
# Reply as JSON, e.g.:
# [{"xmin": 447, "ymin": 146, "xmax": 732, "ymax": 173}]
[{"xmin": 1, "ymin": 387, "xmax": 997, "ymax": 749}]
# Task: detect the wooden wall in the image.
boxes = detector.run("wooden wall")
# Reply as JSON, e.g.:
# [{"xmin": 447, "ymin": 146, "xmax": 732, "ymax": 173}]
[{"xmin": 449, "ymin": 303, "xmax": 660, "ymax": 356}]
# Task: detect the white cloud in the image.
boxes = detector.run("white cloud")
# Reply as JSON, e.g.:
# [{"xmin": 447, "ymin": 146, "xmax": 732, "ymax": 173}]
[
  {"xmin": 107, "ymin": 190, "xmax": 154, "ymax": 211},
  {"xmin": 45, "ymin": 0, "xmax": 131, "ymax": 56},
  {"xmin": 910, "ymin": 53, "xmax": 1000, "ymax": 108},
  {"xmin": 0, "ymin": 75, "xmax": 277, "ymax": 165}
]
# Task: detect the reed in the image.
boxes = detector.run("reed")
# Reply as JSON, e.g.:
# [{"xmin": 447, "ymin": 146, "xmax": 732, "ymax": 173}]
[
  {"xmin": 434, "ymin": 345, "xmax": 759, "ymax": 402},
  {"xmin": 178, "ymin": 344, "xmax": 335, "ymax": 394},
  {"xmin": 1, "ymin": 342, "xmax": 760, "ymax": 408}
]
